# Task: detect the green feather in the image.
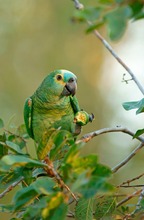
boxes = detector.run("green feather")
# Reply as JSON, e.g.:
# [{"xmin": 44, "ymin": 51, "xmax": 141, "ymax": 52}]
[
  {"xmin": 24, "ymin": 69, "xmax": 94, "ymax": 159},
  {"xmin": 23, "ymin": 97, "xmax": 34, "ymax": 138}
]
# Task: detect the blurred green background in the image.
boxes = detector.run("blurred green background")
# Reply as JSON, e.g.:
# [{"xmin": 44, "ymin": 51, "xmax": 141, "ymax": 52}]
[{"xmin": 1, "ymin": 0, "xmax": 144, "ymax": 219}]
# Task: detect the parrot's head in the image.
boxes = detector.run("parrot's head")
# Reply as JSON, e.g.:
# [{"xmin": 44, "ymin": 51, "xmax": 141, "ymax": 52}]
[{"xmin": 38, "ymin": 70, "xmax": 77, "ymax": 100}]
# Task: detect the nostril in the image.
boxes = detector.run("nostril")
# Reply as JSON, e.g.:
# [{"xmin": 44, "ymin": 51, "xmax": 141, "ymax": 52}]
[{"xmin": 68, "ymin": 77, "xmax": 75, "ymax": 83}]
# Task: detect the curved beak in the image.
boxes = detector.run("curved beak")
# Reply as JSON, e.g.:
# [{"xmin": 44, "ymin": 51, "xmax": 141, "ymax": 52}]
[{"xmin": 62, "ymin": 78, "xmax": 77, "ymax": 96}]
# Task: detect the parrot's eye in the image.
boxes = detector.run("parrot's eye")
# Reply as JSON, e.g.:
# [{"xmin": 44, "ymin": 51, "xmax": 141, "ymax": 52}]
[{"xmin": 56, "ymin": 74, "xmax": 62, "ymax": 81}]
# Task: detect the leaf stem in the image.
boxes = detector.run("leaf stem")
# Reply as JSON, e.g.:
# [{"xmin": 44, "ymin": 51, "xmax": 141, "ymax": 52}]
[{"xmin": 44, "ymin": 157, "xmax": 78, "ymax": 202}]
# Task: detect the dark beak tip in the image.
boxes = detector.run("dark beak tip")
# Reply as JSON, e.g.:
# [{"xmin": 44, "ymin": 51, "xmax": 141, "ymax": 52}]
[{"xmin": 63, "ymin": 80, "xmax": 77, "ymax": 96}]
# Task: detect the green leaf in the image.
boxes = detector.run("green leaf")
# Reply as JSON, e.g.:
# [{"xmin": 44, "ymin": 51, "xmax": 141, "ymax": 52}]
[
  {"xmin": 72, "ymin": 173, "xmax": 113, "ymax": 198},
  {"xmin": 122, "ymin": 98, "xmax": 144, "ymax": 114},
  {"xmin": 0, "ymin": 204, "xmax": 14, "ymax": 212},
  {"xmin": 133, "ymin": 128, "xmax": 144, "ymax": 139},
  {"xmin": 138, "ymin": 198, "xmax": 144, "ymax": 212},
  {"xmin": 92, "ymin": 163, "xmax": 112, "ymax": 177},
  {"xmin": 104, "ymin": 6, "xmax": 132, "ymax": 41},
  {"xmin": 41, "ymin": 192, "xmax": 66, "ymax": 219},
  {"xmin": 6, "ymin": 141, "xmax": 23, "ymax": 154},
  {"xmin": 121, "ymin": 205, "xmax": 129, "ymax": 213},
  {"xmin": 60, "ymin": 142, "xmax": 84, "ymax": 179},
  {"xmin": 22, "ymin": 167, "xmax": 33, "ymax": 185},
  {"xmin": 99, "ymin": 0, "xmax": 117, "ymax": 4},
  {"xmin": 22, "ymin": 194, "xmax": 67, "ymax": 220},
  {"xmin": 0, "ymin": 155, "xmax": 46, "ymax": 171},
  {"xmin": 86, "ymin": 21, "xmax": 104, "ymax": 33},
  {"xmin": 133, "ymin": 11, "xmax": 144, "ymax": 20},
  {"xmin": 32, "ymin": 167, "xmax": 47, "ymax": 178},
  {"xmin": 130, "ymin": 1, "xmax": 144, "ymax": 20},
  {"xmin": 16, "ymin": 124, "xmax": 29, "ymax": 139},
  {"xmin": 94, "ymin": 196, "xmax": 116, "ymax": 219},
  {"xmin": 49, "ymin": 130, "xmax": 73, "ymax": 161},
  {"xmin": 73, "ymin": 7, "xmax": 102, "ymax": 22},
  {"xmin": 75, "ymin": 198, "xmax": 94, "ymax": 220},
  {"xmin": 33, "ymin": 177, "xmax": 56, "ymax": 195},
  {"xmin": 46, "ymin": 202, "xmax": 67, "ymax": 220},
  {"xmin": 22, "ymin": 197, "xmax": 48, "ymax": 220},
  {"xmin": 72, "ymin": 154, "xmax": 98, "ymax": 174},
  {"xmin": 0, "ymin": 118, "xmax": 4, "ymax": 128},
  {"xmin": 81, "ymin": 177, "xmax": 113, "ymax": 198},
  {"xmin": 115, "ymin": 0, "xmax": 124, "ymax": 3},
  {"xmin": 0, "ymin": 133, "xmax": 8, "ymax": 158},
  {"xmin": 37, "ymin": 129, "xmax": 73, "ymax": 160},
  {"xmin": 0, "ymin": 167, "xmax": 23, "ymax": 188},
  {"xmin": 13, "ymin": 185, "xmax": 38, "ymax": 211},
  {"xmin": 13, "ymin": 177, "xmax": 56, "ymax": 211},
  {"xmin": 8, "ymin": 134, "xmax": 26, "ymax": 149}
]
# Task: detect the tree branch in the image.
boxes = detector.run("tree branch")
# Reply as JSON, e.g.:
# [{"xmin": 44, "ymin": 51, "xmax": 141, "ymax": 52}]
[
  {"xmin": 44, "ymin": 157, "xmax": 78, "ymax": 202},
  {"xmin": 77, "ymin": 126, "xmax": 144, "ymax": 144},
  {"xmin": 116, "ymin": 189, "xmax": 142, "ymax": 208},
  {"xmin": 77, "ymin": 127, "xmax": 144, "ymax": 172},
  {"xmin": 71, "ymin": 0, "xmax": 84, "ymax": 9},
  {"xmin": 92, "ymin": 29, "xmax": 144, "ymax": 95},
  {"xmin": 72, "ymin": 1, "xmax": 144, "ymax": 95},
  {"xmin": 112, "ymin": 142, "xmax": 144, "ymax": 173},
  {"xmin": 0, "ymin": 177, "xmax": 24, "ymax": 199},
  {"xmin": 130, "ymin": 187, "xmax": 144, "ymax": 216},
  {"xmin": 118, "ymin": 173, "xmax": 144, "ymax": 188}
]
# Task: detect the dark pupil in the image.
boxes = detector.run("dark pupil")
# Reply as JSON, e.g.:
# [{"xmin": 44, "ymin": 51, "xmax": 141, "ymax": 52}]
[{"xmin": 57, "ymin": 75, "xmax": 62, "ymax": 80}]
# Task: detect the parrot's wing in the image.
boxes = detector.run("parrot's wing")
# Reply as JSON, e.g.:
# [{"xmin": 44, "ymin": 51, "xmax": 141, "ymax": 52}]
[{"xmin": 24, "ymin": 97, "xmax": 34, "ymax": 138}]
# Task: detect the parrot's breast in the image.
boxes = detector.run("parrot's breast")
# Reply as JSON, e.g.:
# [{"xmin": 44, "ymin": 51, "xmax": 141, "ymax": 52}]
[{"xmin": 32, "ymin": 96, "xmax": 75, "ymax": 146}]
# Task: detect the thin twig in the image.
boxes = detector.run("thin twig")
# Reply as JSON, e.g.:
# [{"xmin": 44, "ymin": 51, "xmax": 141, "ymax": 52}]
[
  {"xmin": 77, "ymin": 126, "xmax": 144, "ymax": 144},
  {"xmin": 72, "ymin": 0, "xmax": 84, "ymax": 9},
  {"xmin": 112, "ymin": 143, "xmax": 144, "ymax": 173},
  {"xmin": 4, "ymin": 128, "xmax": 28, "ymax": 154},
  {"xmin": 131, "ymin": 186, "xmax": 144, "ymax": 216},
  {"xmin": 92, "ymin": 29, "xmax": 144, "ymax": 95},
  {"xmin": 116, "ymin": 189, "xmax": 142, "ymax": 208},
  {"xmin": 119, "ymin": 185, "xmax": 144, "ymax": 188},
  {"xmin": 0, "ymin": 177, "xmax": 24, "ymax": 199},
  {"xmin": 118, "ymin": 173, "xmax": 144, "ymax": 188},
  {"xmin": 4, "ymin": 128, "xmax": 27, "ymax": 144},
  {"xmin": 67, "ymin": 211, "xmax": 75, "ymax": 218},
  {"xmin": 77, "ymin": 127, "xmax": 144, "ymax": 172},
  {"xmin": 72, "ymin": 1, "xmax": 144, "ymax": 95}
]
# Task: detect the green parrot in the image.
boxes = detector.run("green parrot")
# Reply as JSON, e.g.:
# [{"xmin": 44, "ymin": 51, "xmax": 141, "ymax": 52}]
[{"xmin": 24, "ymin": 69, "xmax": 94, "ymax": 159}]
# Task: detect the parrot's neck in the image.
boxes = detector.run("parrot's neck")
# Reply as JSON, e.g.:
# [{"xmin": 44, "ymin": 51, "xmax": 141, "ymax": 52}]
[{"xmin": 33, "ymin": 93, "xmax": 72, "ymax": 112}]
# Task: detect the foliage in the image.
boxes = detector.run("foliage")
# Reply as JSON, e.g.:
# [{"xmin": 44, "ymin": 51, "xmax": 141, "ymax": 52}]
[
  {"xmin": 72, "ymin": 0, "xmax": 144, "ymax": 40},
  {"xmin": 1, "ymin": 0, "xmax": 144, "ymax": 219},
  {"xmin": 123, "ymin": 98, "xmax": 144, "ymax": 138},
  {"xmin": 0, "ymin": 120, "xmax": 113, "ymax": 219}
]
